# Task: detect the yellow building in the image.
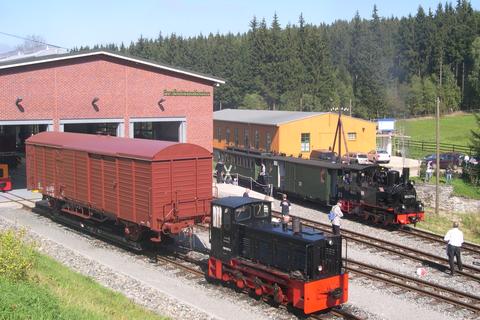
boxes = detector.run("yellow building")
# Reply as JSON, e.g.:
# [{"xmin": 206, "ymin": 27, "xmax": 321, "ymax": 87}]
[{"xmin": 213, "ymin": 109, "xmax": 376, "ymax": 158}]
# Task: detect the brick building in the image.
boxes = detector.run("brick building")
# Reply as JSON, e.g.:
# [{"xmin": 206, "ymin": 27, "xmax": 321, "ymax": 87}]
[{"xmin": 0, "ymin": 50, "xmax": 224, "ymax": 186}]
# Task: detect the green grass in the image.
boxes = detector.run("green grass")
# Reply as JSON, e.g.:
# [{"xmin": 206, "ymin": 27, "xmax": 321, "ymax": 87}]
[
  {"xmin": 0, "ymin": 253, "xmax": 166, "ymax": 320},
  {"xmin": 411, "ymin": 175, "xmax": 480, "ymax": 200},
  {"xmin": 397, "ymin": 113, "xmax": 476, "ymax": 159},
  {"xmin": 419, "ymin": 210, "xmax": 480, "ymax": 244},
  {"xmin": 397, "ymin": 113, "xmax": 476, "ymax": 146}
]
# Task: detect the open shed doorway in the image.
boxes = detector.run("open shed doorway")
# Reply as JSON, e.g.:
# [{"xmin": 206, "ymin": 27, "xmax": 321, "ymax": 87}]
[
  {"xmin": 0, "ymin": 124, "xmax": 48, "ymax": 190},
  {"xmin": 133, "ymin": 121, "xmax": 183, "ymax": 142},
  {"xmin": 63, "ymin": 122, "xmax": 119, "ymax": 136}
]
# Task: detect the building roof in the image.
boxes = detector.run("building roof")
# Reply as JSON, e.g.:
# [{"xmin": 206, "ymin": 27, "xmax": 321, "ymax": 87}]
[
  {"xmin": 0, "ymin": 50, "xmax": 225, "ymax": 85},
  {"xmin": 214, "ymin": 109, "xmax": 326, "ymax": 126},
  {"xmin": 26, "ymin": 132, "xmax": 211, "ymax": 161}
]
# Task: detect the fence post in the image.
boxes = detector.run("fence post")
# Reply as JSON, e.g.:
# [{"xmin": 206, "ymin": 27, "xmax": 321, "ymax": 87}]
[{"xmin": 421, "ymin": 141, "xmax": 424, "ymax": 151}]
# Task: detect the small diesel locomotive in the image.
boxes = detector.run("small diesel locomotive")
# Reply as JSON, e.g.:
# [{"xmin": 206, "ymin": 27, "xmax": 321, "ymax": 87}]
[{"xmin": 208, "ymin": 197, "xmax": 348, "ymax": 314}]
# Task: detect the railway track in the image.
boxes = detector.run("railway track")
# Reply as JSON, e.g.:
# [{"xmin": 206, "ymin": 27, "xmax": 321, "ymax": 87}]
[
  {"xmin": 347, "ymin": 259, "xmax": 480, "ymax": 315},
  {"xmin": 397, "ymin": 226, "xmax": 480, "ymax": 258},
  {"xmin": 273, "ymin": 211, "xmax": 480, "ymax": 282}
]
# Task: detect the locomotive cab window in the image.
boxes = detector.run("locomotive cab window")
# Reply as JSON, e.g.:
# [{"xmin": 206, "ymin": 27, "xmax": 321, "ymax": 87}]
[
  {"xmin": 253, "ymin": 204, "xmax": 270, "ymax": 219},
  {"xmin": 0, "ymin": 168, "xmax": 4, "ymax": 178},
  {"xmin": 235, "ymin": 205, "xmax": 252, "ymax": 222}
]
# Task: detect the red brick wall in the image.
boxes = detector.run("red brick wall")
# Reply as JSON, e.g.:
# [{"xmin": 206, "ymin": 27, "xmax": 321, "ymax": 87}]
[{"xmin": 0, "ymin": 55, "xmax": 214, "ymax": 151}]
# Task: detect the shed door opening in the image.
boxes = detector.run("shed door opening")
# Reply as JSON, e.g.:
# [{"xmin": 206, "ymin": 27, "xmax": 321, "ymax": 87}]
[
  {"xmin": 0, "ymin": 124, "xmax": 48, "ymax": 189},
  {"xmin": 134, "ymin": 122, "xmax": 181, "ymax": 141},
  {"xmin": 64, "ymin": 123, "xmax": 118, "ymax": 136}
]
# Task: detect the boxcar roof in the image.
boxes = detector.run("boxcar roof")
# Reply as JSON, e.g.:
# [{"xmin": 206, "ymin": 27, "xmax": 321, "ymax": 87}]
[{"xmin": 26, "ymin": 132, "xmax": 211, "ymax": 161}]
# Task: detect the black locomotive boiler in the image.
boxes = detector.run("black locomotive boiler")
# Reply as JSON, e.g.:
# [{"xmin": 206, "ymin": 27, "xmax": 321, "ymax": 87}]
[{"xmin": 208, "ymin": 197, "xmax": 348, "ymax": 314}]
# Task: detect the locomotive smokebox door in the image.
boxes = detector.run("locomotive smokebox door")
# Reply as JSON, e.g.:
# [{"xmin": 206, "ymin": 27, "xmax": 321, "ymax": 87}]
[{"xmin": 210, "ymin": 204, "xmax": 233, "ymax": 260}]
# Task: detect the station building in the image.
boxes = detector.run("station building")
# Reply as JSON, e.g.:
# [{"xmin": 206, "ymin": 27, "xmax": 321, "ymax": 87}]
[
  {"xmin": 213, "ymin": 109, "xmax": 376, "ymax": 158},
  {"xmin": 0, "ymin": 50, "xmax": 224, "ymax": 187}
]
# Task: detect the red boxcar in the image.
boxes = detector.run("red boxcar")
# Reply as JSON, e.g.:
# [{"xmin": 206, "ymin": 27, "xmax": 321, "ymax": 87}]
[{"xmin": 26, "ymin": 132, "xmax": 212, "ymax": 242}]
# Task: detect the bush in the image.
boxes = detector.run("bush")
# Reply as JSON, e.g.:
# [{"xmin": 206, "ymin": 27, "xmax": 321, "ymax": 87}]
[{"xmin": 0, "ymin": 229, "xmax": 36, "ymax": 281}]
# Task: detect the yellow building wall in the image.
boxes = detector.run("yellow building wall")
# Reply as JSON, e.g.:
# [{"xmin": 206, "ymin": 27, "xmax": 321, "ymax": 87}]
[
  {"xmin": 278, "ymin": 113, "xmax": 376, "ymax": 158},
  {"xmin": 213, "ymin": 113, "xmax": 376, "ymax": 159},
  {"xmin": 213, "ymin": 120, "xmax": 280, "ymax": 152}
]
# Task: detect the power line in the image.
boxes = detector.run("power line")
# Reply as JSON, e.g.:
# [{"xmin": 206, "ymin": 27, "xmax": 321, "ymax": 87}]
[{"xmin": 0, "ymin": 31, "xmax": 69, "ymax": 50}]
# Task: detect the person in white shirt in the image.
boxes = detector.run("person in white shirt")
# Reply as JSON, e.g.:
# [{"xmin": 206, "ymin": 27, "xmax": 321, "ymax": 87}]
[
  {"xmin": 444, "ymin": 222, "xmax": 464, "ymax": 276},
  {"xmin": 331, "ymin": 201, "xmax": 344, "ymax": 235}
]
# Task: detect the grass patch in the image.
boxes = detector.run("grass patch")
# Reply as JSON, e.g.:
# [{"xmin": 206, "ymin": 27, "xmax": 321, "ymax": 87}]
[
  {"xmin": 0, "ymin": 230, "xmax": 165, "ymax": 320},
  {"xmin": 419, "ymin": 210, "xmax": 480, "ymax": 244},
  {"xmin": 397, "ymin": 114, "xmax": 476, "ymax": 146},
  {"xmin": 412, "ymin": 175, "xmax": 480, "ymax": 200}
]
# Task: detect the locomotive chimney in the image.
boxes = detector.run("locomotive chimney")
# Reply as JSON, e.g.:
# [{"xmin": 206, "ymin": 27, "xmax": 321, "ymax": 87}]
[
  {"xmin": 292, "ymin": 216, "xmax": 302, "ymax": 234},
  {"xmin": 402, "ymin": 167, "xmax": 410, "ymax": 184}
]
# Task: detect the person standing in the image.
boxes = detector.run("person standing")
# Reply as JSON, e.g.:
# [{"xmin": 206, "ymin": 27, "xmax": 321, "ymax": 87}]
[
  {"xmin": 445, "ymin": 165, "xmax": 453, "ymax": 185},
  {"xmin": 425, "ymin": 161, "xmax": 433, "ymax": 182},
  {"xmin": 330, "ymin": 201, "xmax": 344, "ymax": 235},
  {"xmin": 280, "ymin": 194, "xmax": 291, "ymax": 231},
  {"xmin": 444, "ymin": 222, "xmax": 464, "ymax": 276},
  {"xmin": 243, "ymin": 188, "xmax": 250, "ymax": 197},
  {"xmin": 258, "ymin": 162, "xmax": 266, "ymax": 185},
  {"xmin": 215, "ymin": 160, "xmax": 224, "ymax": 183}
]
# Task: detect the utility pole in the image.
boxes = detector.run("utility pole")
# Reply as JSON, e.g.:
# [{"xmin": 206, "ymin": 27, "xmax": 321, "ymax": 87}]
[
  {"xmin": 435, "ymin": 97, "xmax": 440, "ymax": 215},
  {"xmin": 349, "ymin": 99, "xmax": 352, "ymax": 117}
]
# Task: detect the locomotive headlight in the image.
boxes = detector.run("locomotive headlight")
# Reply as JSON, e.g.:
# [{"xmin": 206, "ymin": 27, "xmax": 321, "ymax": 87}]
[
  {"xmin": 318, "ymin": 265, "xmax": 323, "ymax": 272},
  {"xmin": 401, "ymin": 204, "xmax": 406, "ymax": 211},
  {"xmin": 328, "ymin": 239, "xmax": 333, "ymax": 246}
]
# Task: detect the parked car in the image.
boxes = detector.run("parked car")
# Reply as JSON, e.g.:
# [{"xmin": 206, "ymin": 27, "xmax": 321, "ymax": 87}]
[
  {"xmin": 310, "ymin": 149, "xmax": 337, "ymax": 162},
  {"xmin": 342, "ymin": 152, "xmax": 369, "ymax": 165},
  {"xmin": 422, "ymin": 152, "xmax": 464, "ymax": 169},
  {"xmin": 367, "ymin": 149, "xmax": 391, "ymax": 163}
]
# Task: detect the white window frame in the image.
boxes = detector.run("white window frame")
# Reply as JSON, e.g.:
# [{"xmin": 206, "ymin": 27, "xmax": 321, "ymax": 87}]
[{"xmin": 301, "ymin": 133, "xmax": 310, "ymax": 152}]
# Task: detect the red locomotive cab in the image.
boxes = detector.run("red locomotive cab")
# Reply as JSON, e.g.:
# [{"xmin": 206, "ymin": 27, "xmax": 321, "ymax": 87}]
[{"xmin": 0, "ymin": 164, "xmax": 12, "ymax": 192}]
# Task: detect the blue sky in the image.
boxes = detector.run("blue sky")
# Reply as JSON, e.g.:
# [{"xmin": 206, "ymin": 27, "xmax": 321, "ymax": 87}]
[{"xmin": 0, "ymin": 0, "xmax": 479, "ymax": 52}]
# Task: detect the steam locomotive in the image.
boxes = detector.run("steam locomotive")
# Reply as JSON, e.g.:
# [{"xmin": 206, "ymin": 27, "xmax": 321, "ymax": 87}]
[
  {"xmin": 214, "ymin": 147, "xmax": 424, "ymax": 226},
  {"xmin": 208, "ymin": 197, "xmax": 348, "ymax": 314}
]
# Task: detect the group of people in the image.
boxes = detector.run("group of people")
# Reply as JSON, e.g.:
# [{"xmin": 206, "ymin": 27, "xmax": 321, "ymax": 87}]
[{"xmin": 425, "ymin": 160, "xmax": 454, "ymax": 184}]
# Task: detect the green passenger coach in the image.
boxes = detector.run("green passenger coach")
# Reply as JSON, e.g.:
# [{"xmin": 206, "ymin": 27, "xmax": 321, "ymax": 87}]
[{"xmin": 214, "ymin": 147, "xmax": 347, "ymax": 205}]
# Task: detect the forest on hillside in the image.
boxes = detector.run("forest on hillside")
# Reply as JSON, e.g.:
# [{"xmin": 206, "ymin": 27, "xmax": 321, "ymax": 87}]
[{"xmin": 75, "ymin": 0, "xmax": 480, "ymax": 119}]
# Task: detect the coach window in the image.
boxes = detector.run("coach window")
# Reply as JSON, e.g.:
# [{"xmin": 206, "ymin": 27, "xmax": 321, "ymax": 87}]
[
  {"xmin": 301, "ymin": 133, "xmax": 310, "ymax": 152},
  {"xmin": 234, "ymin": 128, "xmax": 239, "ymax": 146},
  {"xmin": 348, "ymin": 132, "xmax": 357, "ymax": 141},
  {"xmin": 226, "ymin": 128, "xmax": 231, "ymax": 144},
  {"xmin": 266, "ymin": 132, "xmax": 271, "ymax": 152},
  {"xmin": 254, "ymin": 130, "xmax": 260, "ymax": 149},
  {"xmin": 244, "ymin": 129, "xmax": 249, "ymax": 148},
  {"xmin": 216, "ymin": 127, "xmax": 221, "ymax": 141}
]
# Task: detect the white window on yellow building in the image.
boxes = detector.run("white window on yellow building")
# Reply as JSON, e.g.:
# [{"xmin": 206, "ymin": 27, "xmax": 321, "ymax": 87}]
[
  {"xmin": 244, "ymin": 128, "xmax": 249, "ymax": 148},
  {"xmin": 234, "ymin": 128, "xmax": 239, "ymax": 146},
  {"xmin": 226, "ymin": 128, "xmax": 230, "ymax": 144},
  {"xmin": 254, "ymin": 130, "xmax": 259, "ymax": 149},
  {"xmin": 348, "ymin": 132, "xmax": 357, "ymax": 141},
  {"xmin": 301, "ymin": 133, "xmax": 310, "ymax": 152},
  {"xmin": 266, "ymin": 132, "xmax": 271, "ymax": 152}
]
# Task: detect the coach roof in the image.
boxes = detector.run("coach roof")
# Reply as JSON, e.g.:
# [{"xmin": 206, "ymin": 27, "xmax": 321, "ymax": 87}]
[
  {"xmin": 26, "ymin": 132, "xmax": 211, "ymax": 161},
  {"xmin": 0, "ymin": 50, "xmax": 225, "ymax": 85},
  {"xmin": 214, "ymin": 109, "xmax": 326, "ymax": 126}
]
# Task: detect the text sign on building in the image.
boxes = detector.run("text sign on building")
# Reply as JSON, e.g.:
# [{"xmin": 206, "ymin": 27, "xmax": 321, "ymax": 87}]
[{"xmin": 164, "ymin": 89, "xmax": 210, "ymax": 96}]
